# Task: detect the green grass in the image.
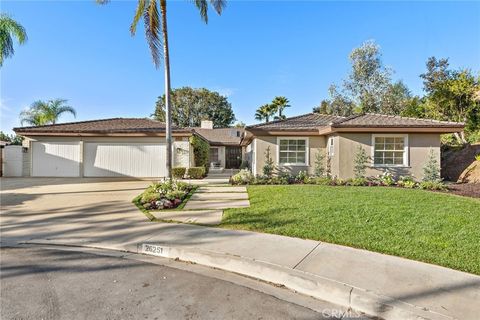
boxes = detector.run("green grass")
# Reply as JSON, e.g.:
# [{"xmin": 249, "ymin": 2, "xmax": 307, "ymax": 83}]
[{"xmin": 221, "ymin": 185, "xmax": 480, "ymax": 274}]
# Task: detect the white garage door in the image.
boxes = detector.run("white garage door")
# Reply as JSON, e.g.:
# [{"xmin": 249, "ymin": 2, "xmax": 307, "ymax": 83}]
[
  {"xmin": 84, "ymin": 143, "xmax": 166, "ymax": 177},
  {"xmin": 32, "ymin": 142, "xmax": 81, "ymax": 177}
]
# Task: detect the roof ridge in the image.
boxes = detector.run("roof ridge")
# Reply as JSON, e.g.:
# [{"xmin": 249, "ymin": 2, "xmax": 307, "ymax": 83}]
[
  {"xmin": 364, "ymin": 113, "xmax": 465, "ymax": 125},
  {"xmin": 14, "ymin": 117, "xmax": 163, "ymax": 131},
  {"xmin": 246, "ymin": 113, "xmax": 317, "ymax": 129},
  {"xmin": 330, "ymin": 113, "xmax": 362, "ymax": 125}
]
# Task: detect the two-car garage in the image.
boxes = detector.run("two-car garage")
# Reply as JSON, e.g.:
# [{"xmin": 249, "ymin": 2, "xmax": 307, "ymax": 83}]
[{"xmin": 31, "ymin": 140, "xmax": 167, "ymax": 178}]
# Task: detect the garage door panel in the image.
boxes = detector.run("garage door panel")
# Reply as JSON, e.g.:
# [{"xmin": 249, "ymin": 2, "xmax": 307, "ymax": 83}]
[
  {"xmin": 32, "ymin": 142, "xmax": 81, "ymax": 177},
  {"xmin": 84, "ymin": 143, "xmax": 166, "ymax": 177}
]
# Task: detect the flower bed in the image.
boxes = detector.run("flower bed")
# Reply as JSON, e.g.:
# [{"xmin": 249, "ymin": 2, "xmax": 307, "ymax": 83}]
[
  {"xmin": 136, "ymin": 180, "xmax": 195, "ymax": 210},
  {"xmin": 230, "ymin": 169, "xmax": 447, "ymax": 191}
]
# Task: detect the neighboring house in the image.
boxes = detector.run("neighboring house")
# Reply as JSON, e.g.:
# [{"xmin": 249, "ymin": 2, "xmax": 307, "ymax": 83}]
[
  {"xmin": 242, "ymin": 113, "xmax": 464, "ymax": 180},
  {"xmin": 194, "ymin": 120, "xmax": 244, "ymax": 171},
  {"xmin": 13, "ymin": 118, "xmax": 245, "ymax": 178}
]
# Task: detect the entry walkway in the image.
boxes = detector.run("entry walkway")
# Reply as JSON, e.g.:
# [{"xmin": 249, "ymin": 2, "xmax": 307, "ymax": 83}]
[{"xmin": 150, "ymin": 185, "xmax": 250, "ymax": 225}]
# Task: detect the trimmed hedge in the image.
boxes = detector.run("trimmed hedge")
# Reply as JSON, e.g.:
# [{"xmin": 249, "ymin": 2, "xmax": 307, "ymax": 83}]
[
  {"xmin": 187, "ymin": 166, "xmax": 206, "ymax": 179},
  {"xmin": 172, "ymin": 167, "xmax": 186, "ymax": 179},
  {"xmin": 189, "ymin": 135, "xmax": 210, "ymax": 173}
]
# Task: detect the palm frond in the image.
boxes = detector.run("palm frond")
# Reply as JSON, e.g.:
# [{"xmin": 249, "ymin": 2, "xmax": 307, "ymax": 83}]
[
  {"xmin": 0, "ymin": 14, "xmax": 27, "ymax": 66},
  {"xmin": 194, "ymin": 0, "xmax": 209, "ymax": 23},
  {"xmin": 209, "ymin": 0, "xmax": 226, "ymax": 15},
  {"xmin": 130, "ymin": 0, "xmax": 147, "ymax": 35},
  {"xmin": 144, "ymin": 0, "xmax": 162, "ymax": 68}
]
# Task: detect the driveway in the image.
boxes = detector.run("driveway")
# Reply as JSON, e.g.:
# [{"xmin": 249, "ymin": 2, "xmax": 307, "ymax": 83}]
[{"xmin": 1, "ymin": 178, "xmax": 154, "ymax": 246}]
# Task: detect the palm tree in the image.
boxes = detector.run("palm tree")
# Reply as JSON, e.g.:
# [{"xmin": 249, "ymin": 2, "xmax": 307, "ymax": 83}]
[
  {"xmin": 97, "ymin": 0, "xmax": 226, "ymax": 180},
  {"xmin": 0, "ymin": 14, "xmax": 27, "ymax": 67},
  {"xmin": 271, "ymin": 96, "xmax": 290, "ymax": 120},
  {"xmin": 255, "ymin": 104, "xmax": 275, "ymax": 123},
  {"xmin": 20, "ymin": 99, "xmax": 76, "ymax": 126}
]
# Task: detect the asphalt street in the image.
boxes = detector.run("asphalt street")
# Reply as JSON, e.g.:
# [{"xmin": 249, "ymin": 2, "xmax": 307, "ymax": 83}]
[{"xmin": 0, "ymin": 246, "xmax": 338, "ymax": 320}]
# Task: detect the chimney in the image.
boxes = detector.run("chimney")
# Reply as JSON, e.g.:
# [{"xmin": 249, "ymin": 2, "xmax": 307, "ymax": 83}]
[{"xmin": 201, "ymin": 120, "xmax": 213, "ymax": 129}]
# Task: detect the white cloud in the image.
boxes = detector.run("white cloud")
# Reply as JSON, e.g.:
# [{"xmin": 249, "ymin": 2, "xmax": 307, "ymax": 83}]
[{"xmin": 213, "ymin": 87, "xmax": 236, "ymax": 98}]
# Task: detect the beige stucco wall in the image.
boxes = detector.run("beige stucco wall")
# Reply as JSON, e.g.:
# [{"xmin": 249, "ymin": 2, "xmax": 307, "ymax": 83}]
[
  {"xmin": 333, "ymin": 132, "xmax": 441, "ymax": 180},
  {"xmin": 253, "ymin": 135, "xmax": 326, "ymax": 176}
]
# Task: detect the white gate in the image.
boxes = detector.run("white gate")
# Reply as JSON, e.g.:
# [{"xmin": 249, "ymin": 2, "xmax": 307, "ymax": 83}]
[{"xmin": 2, "ymin": 146, "xmax": 23, "ymax": 177}]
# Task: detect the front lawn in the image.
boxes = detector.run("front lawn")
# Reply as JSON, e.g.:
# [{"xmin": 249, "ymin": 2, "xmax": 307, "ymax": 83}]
[{"xmin": 221, "ymin": 185, "xmax": 480, "ymax": 274}]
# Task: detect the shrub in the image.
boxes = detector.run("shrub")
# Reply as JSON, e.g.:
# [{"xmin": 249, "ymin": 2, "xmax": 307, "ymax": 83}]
[
  {"xmin": 141, "ymin": 191, "xmax": 160, "ymax": 204},
  {"xmin": 347, "ymin": 177, "xmax": 368, "ymax": 186},
  {"xmin": 172, "ymin": 167, "xmax": 186, "ymax": 179},
  {"xmin": 230, "ymin": 169, "xmax": 254, "ymax": 185},
  {"xmin": 314, "ymin": 152, "xmax": 326, "ymax": 177},
  {"xmin": 296, "ymin": 170, "xmax": 308, "ymax": 183},
  {"xmin": 420, "ymin": 180, "xmax": 447, "ymax": 191},
  {"xmin": 314, "ymin": 177, "xmax": 334, "ymax": 185},
  {"xmin": 402, "ymin": 180, "xmax": 417, "ymax": 189},
  {"xmin": 239, "ymin": 160, "xmax": 249, "ymax": 170},
  {"xmin": 187, "ymin": 167, "xmax": 206, "ymax": 179},
  {"xmin": 378, "ymin": 170, "xmax": 396, "ymax": 186},
  {"xmin": 190, "ymin": 135, "xmax": 210, "ymax": 173},
  {"xmin": 353, "ymin": 145, "xmax": 369, "ymax": 178},
  {"xmin": 263, "ymin": 146, "xmax": 275, "ymax": 177},
  {"xmin": 138, "ymin": 180, "xmax": 194, "ymax": 210},
  {"xmin": 397, "ymin": 175, "xmax": 418, "ymax": 188},
  {"xmin": 423, "ymin": 148, "xmax": 441, "ymax": 182},
  {"xmin": 475, "ymin": 153, "xmax": 480, "ymax": 161}
]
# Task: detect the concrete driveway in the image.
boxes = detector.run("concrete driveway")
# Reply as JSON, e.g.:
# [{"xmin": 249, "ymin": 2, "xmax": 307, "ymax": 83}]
[{"xmin": 0, "ymin": 178, "xmax": 156, "ymax": 246}]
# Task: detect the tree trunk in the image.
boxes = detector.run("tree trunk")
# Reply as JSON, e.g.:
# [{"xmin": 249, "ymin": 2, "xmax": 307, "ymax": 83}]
[{"xmin": 160, "ymin": 0, "xmax": 172, "ymax": 180}]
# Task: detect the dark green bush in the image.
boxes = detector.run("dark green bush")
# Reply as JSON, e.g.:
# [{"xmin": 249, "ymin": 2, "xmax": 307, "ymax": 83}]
[
  {"xmin": 190, "ymin": 135, "xmax": 210, "ymax": 173},
  {"xmin": 187, "ymin": 166, "xmax": 206, "ymax": 179},
  {"xmin": 172, "ymin": 167, "xmax": 186, "ymax": 179}
]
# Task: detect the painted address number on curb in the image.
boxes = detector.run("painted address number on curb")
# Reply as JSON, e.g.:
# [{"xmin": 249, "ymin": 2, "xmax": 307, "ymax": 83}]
[{"xmin": 141, "ymin": 244, "xmax": 169, "ymax": 257}]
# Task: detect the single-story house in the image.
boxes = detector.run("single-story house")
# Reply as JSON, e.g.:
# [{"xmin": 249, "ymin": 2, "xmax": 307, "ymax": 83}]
[
  {"xmin": 242, "ymin": 113, "xmax": 464, "ymax": 180},
  {"xmin": 13, "ymin": 113, "xmax": 464, "ymax": 180},
  {"xmin": 12, "ymin": 118, "xmax": 244, "ymax": 177}
]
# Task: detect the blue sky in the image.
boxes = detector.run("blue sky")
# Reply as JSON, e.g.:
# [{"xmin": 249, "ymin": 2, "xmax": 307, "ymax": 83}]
[{"xmin": 1, "ymin": 1, "xmax": 479, "ymax": 134}]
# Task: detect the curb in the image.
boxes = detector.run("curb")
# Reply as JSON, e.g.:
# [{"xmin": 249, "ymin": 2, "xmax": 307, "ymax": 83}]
[
  {"xmin": 24, "ymin": 239, "xmax": 454, "ymax": 320},
  {"xmin": 137, "ymin": 243, "xmax": 451, "ymax": 320}
]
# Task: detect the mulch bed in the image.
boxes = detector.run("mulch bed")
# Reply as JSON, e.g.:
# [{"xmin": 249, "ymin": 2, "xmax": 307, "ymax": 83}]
[{"xmin": 444, "ymin": 183, "xmax": 480, "ymax": 198}]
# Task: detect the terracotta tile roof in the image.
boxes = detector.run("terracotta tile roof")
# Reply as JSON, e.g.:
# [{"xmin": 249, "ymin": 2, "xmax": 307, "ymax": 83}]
[
  {"xmin": 247, "ymin": 113, "xmax": 464, "ymax": 131},
  {"xmin": 332, "ymin": 113, "xmax": 465, "ymax": 128},
  {"xmin": 13, "ymin": 118, "xmax": 193, "ymax": 134},
  {"xmin": 194, "ymin": 128, "xmax": 245, "ymax": 146},
  {"xmin": 247, "ymin": 113, "xmax": 344, "ymax": 131}
]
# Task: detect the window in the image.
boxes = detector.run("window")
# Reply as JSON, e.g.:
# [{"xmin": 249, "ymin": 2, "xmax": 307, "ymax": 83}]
[
  {"xmin": 327, "ymin": 137, "xmax": 334, "ymax": 157},
  {"xmin": 372, "ymin": 135, "xmax": 408, "ymax": 166},
  {"xmin": 278, "ymin": 138, "xmax": 308, "ymax": 165}
]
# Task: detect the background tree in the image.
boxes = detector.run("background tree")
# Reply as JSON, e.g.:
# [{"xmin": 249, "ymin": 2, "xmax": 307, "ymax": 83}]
[
  {"xmin": 419, "ymin": 57, "xmax": 480, "ymax": 142},
  {"xmin": 98, "ymin": 0, "xmax": 227, "ymax": 179},
  {"xmin": 154, "ymin": 87, "xmax": 235, "ymax": 127},
  {"xmin": 234, "ymin": 121, "xmax": 246, "ymax": 128},
  {"xmin": 0, "ymin": 131, "xmax": 23, "ymax": 145},
  {"xmin": 20, "ymin": 99, "xmax": 76, "ymax": 126},
  {"xmin": 271, "ymin": 96, "xmax": 290, "ymax": 120},
  {"xmin": 318, "ymin": 40, "xmax": 412, "ymax": 116},
  {"xmin": 255, "ymin": 104, "xmax": 275, "ymax": 123},
  {"xmin": 312, "ymin": 100, "xmax": 329, "ymax": 114},
  {"xmin": 0, "ymin": 13, "xmax": 27, "ymax": 67}
]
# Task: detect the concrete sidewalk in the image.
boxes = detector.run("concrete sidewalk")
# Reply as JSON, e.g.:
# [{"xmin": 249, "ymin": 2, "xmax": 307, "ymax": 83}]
[
  {"xmin": 24, "ymin": 222, "xmax": 480, "ymax": 320},
  {"xmin": 2, "ymin": 178, "xmax": 479, "ymax": 320}
]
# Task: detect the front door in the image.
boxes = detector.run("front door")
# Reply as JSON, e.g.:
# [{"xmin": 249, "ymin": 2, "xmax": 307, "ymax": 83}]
[{"xmin": 225, "ymin": 147, "xmax": 242, "ymax": 169}]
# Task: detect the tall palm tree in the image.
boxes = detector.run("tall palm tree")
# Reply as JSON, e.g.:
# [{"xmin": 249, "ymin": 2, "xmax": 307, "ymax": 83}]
[
  {"xmin": 0, "ymin": 13, "xmax": 27, "ymax": 67},
  {"xmin": 271, "ymin": 96, "xmax": 290, "ymax": 120},
  {"xmin": 20, "ymin": 99, "xmax": 76, "ymax": 126},
  {"xmin": 97, "ymin": 0, "xmax": 226, "ymax": 180},
  {"xmin": 255, "ymin": 104, "xmax": 275, "ymax": 123}
]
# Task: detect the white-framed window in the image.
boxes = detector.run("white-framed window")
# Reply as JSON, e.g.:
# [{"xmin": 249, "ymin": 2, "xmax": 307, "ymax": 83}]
[
  {"xmin": 372, "ymin": 134, "xmax": 409, "ymax": 167},
  {"xmin": 277, "ymin": 137, "xmax": 309, "ymax": 166},
  {"xmin": 327, "ymin": 136, "xmax": 334, "ymax": 157}
]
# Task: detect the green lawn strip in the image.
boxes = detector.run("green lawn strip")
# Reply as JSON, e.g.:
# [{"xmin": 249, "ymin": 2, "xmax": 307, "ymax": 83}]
[
  {"xmin": 221, "ymin": 185, "xmax": 480, "ymax": 274},
  {"xmin": 133, "ymin": 185, "xmax": 199, "ymax": 221}
]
